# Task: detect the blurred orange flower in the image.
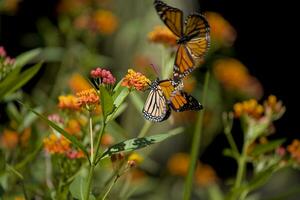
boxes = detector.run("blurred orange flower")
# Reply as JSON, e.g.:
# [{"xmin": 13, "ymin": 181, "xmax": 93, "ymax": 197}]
[
  {"xmin": 1, "ymin": 0, "xmax": 20, "ymax": 13},
  {"xmin": 234, "ymin": 99, "xmax": 264, "ymax": 119},
  {"xmin": 206, "ymin": 12, "xmax": 236, "ymax": 47},
  {"xmin": 287, "ymin": 139, "xmax": 300, "ymax": 162},
  {"xmin": 20, "ymin": 127, "xmax": 31, "ymax": 147},
  {"xmin": 148, "ymin": 26, "xmax": 177, "ymax": 47},
  {"xmin": 213, "ymin": 58, "xmax": 263, "ymax": 98},
  {"xmin": 0, "ymin": 129, "xmax": 19, "ymax": 149},
  {"xmin": 121, "ymin": 69, "xmax": 151, "ymax": 91},
  {"xmin": 264, "ymin": 95, "xmax": 286, "ymax": 119},
  {"xmin": 65, "ymin": 119, "xmax": 82, "ymax": 135},
  {"xmin": 92, "ymin": 10, "xmax": 118, "ymax": 35},
  {"xmin": 195, "ymin": 163, "xmax": 218, "ymax": 187},
  {"xmin": 69, "ymin": 73, "xmax": 92, "ymax": 94},
  {"xmin": 58, "ymin": 95, "xmax": 80, "ymax": 110},
  {"xmin": 57, "ymin": 0, "xmax": 90, "ymax": 14},
  {"xmin": 167, "ymin": 153, "xmax": 190, "ymax": 176},
  {"xmin": 128, "ymin": 152, "xmax": 144, "ymax": 168},
  {"xmin": 43, "ymin": 134, "xmax": 71, "ymax": 155},
  {"xmin": 101, "ymin": 134, "xmax": 114, "ymax": 146}
]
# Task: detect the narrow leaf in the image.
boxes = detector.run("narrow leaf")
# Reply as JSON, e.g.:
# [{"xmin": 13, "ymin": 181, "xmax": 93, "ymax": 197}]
[
  {"xmin": 14, "ymin": 48, "xmax": 41, "ymax": 67},
  {"xmin": 69, "ymin": 176, "xmax": 86, "ymax": 200},
  {"xmin": 100, "ymin": 86, "xmax": 114, "ymax": 118},
  {"xmin": 18, "ymin": 102, "xmax": 89, "ymax": 159},
  {"xmin": 99, "ymin": 127, "xmax": 183, "ymax": 160},
  {"xmin": 251, "ymin": 139, "xmax": 285, "ymax": 157},
  {"xmin": 0, "ymin": 150, "xmax": 5, "ymax": 172},
  {"xmin": 0, "ymin": 63, "xmax": 42, "ymax": 100}
]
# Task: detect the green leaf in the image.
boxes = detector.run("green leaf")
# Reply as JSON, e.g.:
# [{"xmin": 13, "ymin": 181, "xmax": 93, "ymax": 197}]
[
  {"xmin": 106, "ymin": 103, "xmax": 127, "ymax": 123},
  {"xmin": 18, "ymin": 106, "xmax": 42, "ymax": 132},
  {"xmin": 223, "ymin": 148, "xmax": 239, "ymax": 160},
  {"xmin": 251, "ymin": 139, "xmax": 285, "ymax": 157},
  {"xmin": 18, "ymin": 102, "xmax": 89, "ymax": 160},
  {"xmin": 14, "ymin": 48, "xmax": 41, "ymax": 68},
  {"xmin": 99, "ymin": 127, "xmax": 183, "ymax": 160},
  {"xmin": 0, "ymin": 150, "xmax": 5, "ymax": 173},
  {"xmin": 129, "ymin": 91, "xmax": 144, "ymax": 112},
  {"xmin": 113, "ymin": 86, "xmax": 129, "ymax": 108},
  {"xmin": 0, "ymin": 184, "xmax": 4, "ymax": 197},
  {"xmin": 0, "ymin": 62, "xmax": 42, "ymax": 100},
  {"xmin": 100, "ymin": 86, "xmax": 114, "ymax": 119},
  {"xmin": 69, "ymin": 176, "xmax": 86, "ymax": 200},
  {"xmin": 246, "ymin": 164, "xmax": 277, "ymax": 192}
]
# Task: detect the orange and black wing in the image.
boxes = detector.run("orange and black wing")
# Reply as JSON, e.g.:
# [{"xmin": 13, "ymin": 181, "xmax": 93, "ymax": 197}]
[
  {"xmin": 185, "ymin": 14, "xmax": 210, "ymax": 58},
  {"xmin": 173, "ymin": 44, "xmax": 194, "ymax": 83},
  {"xmin": 154, "ymin": 0, "xmax": 183, "ymax": 37},
  {"xmin": 142, "ymin": 83, "xmax": 171, "ymax": 122},
  {"xmin": 169, "ymin": 90, "xmax": 203, "ymax": 112}
]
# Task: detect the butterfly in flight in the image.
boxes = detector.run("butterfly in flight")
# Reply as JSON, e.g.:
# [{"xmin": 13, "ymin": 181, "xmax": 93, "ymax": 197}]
[
  {"xmin": 154, "ymin": 0, "xmax": 210, "ymax": 83},
  {"xmin": 143, "ymin": 79, "xmax": 202, "ymax": 122}
]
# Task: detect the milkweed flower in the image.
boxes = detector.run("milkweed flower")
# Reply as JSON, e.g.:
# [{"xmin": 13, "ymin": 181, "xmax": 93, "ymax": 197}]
[
  {"xmin": 100, "ymin": 134, "xmax": 114, "ymax": 146},
  {"xmin": 206, "ymin": 12, "xmax": 236, "ymax": 47},
  {"xmin": 121, "ymin": 69, "xmax": 151, "ymax": 91},
  {"xmin": 213, "ymin": 58, "xmax": 263, "ymax": 98},
  {"xmin": 90, "ymin": 67, "xmax": 116, "ymax": 85},
  {"xmin": 76, "ymin": 89, "xmax": 99, "ymax": 110},
  {"xmin": 66, "ymin": 149, "xmax": 85, "ymax": 159},
  {"xmin": 195, "ymin": 163, "xmax": 218, "ymax": 187},
  {"xmin": 148, "ymin": 26, "xmax": 177, "ymax": 47},
  {"xmin": 287, "ymin": 139, "xmax": 300, "ymax": 163},
  {"xmin": 69, "ymin": 73, "xmax": 92, "ymax": 94},
  {"xmin": 43, "ymin": 134, "xmax": 71, "ymax": 155},
  {"xmin": 0, "ymin": 46, "xmax": 15, "ymax": 81},
  {"xmin": 0, "ymin": 129, "xmax": 19, "ymax": 149},
  {"xmin": 264, "ymin": 95, "xmax": 286, "ymax": 120},
  {"xmin": 233, "ymin": 99, "xmax": 264, "ymax": 119},
  {"xmin": 48, "ymin": 114, "xmax": 64, "ymax": 124},
  {"xmin": 127, "ymin": 153, "xmax": 144, "ymax": 168},
  {"xmin": 92, "ymin": 10, "xmax": 118, "ymax": 35},
  {"xmin": 58, "ymin": 95, "xmax": 80, "ymax": 111},
  {"xmin": 167, "ymin": 153, "xmax": 190, "ymax": 176}
]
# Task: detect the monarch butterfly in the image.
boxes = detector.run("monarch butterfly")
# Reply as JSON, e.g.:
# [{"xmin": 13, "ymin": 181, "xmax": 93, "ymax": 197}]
[
  {"xmin": 143, "ymin": 79, "xmax": 202, "ymax": 122},
  {"xmin": 154, "ymin": 0, "xmax": 210, "ymax": 83}
]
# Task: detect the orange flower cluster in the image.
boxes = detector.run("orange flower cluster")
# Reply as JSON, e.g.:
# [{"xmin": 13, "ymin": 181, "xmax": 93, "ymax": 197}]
[
  {"xmin": 92, "ymin": 10, "xmax": 119, "ymax": 35},
  {"xmin": 43, "ymin": 134, "xmax": 71, "ymax": 155},
  {"xmin": 43, "ymin": 133, "xmax": 84, "ymax": 159},
  {"xmin": 58, "ymin": 95, "xmax": 80, "ymax": 110},
  {"xmin": 205, "ymin": 12, "xmax": 236, "ymax": 47},
  {"xmin": 264, "ymin": 95, "xmax": 286, "ymax": 118},
  {"xmin": 234, "ymin": 99, "xmax": 264, "ymax": 119},
  {"xmin": 76, "ymin": 89, "xmax": 99, "ymax": 107},
  {"xmin": 167, "ymin": 153, "xmax": 217, "ymax": 187},
  {"xmin": 148, "ymin": 26, "xmax": 177, "ymax": 47},
  {"xmin": 213, "ymin": 58, "xmax": 263, "ymax": 98},
  {"xmin": 0, "ymin": 128, "xmax": 32, "ymax": 149},
  {"xmin": 121, "ymin": 69, "xmax": 151, "ymax": 91},
  {"xmin": 0, "ymin": 129, "xmax": 19, "ymax": 149},
  {"xmin": 287, "ymin": 139, "xmax": 300, "ymax": 162}
]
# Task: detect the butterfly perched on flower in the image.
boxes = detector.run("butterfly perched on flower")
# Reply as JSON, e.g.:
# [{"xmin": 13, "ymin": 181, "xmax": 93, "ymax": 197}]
[
  {"xmin": 143, "ymin": 79, "xmax": 202, "ymax": 122},
  {"xmin": 154, "ymin": 0, "xmax": 210, "ymax": 83}
]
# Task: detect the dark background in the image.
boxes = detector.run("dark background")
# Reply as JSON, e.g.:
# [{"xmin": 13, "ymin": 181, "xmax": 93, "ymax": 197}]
[{"xmin": 1, "ymin": 0, "xmax": 299, "ymax": 178}]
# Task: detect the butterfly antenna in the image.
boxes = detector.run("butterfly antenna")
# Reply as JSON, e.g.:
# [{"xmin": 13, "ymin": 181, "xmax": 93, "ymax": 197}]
[{"xmin": 150, "ymin": 63, "xmax": 160, "ymax": 77}]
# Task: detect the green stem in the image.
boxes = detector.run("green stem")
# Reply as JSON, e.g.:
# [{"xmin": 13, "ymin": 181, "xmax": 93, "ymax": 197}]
[
  {"xmin": 84, "ymin": 120, "xmax": 106, "ymax": 200},
  {"xmin": 224, "ymin": 129, "xmax": 239, "ymax": 156},
  {"xmin": 234, "ymin": 145, "xmax": 247, "ymax": 189},
  {"xmin": 101, "ymin": 175, "xmax": 119, "ymax": 200},
  {"xmin": 89, "ymin": 113, "xmax": 94, "ymax": 163},
  {"xmin": 183, "ymin": 72, "xmax": 210, "ymax": 200}
]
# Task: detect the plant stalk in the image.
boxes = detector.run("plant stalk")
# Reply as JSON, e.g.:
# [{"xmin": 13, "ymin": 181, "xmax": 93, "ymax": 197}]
[{"xmin": 183, "ymin": 71, "xmax": 210, "ymax": 200}]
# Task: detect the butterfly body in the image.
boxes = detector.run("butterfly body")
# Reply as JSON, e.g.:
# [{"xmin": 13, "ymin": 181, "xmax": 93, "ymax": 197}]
[
  {"xmin": 143, "ymin": 79, "xmax": 202, "ymax": 122},
  {"xmin": 154, "ymin": 0, "xmax": 210, "ymax": 82}
]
